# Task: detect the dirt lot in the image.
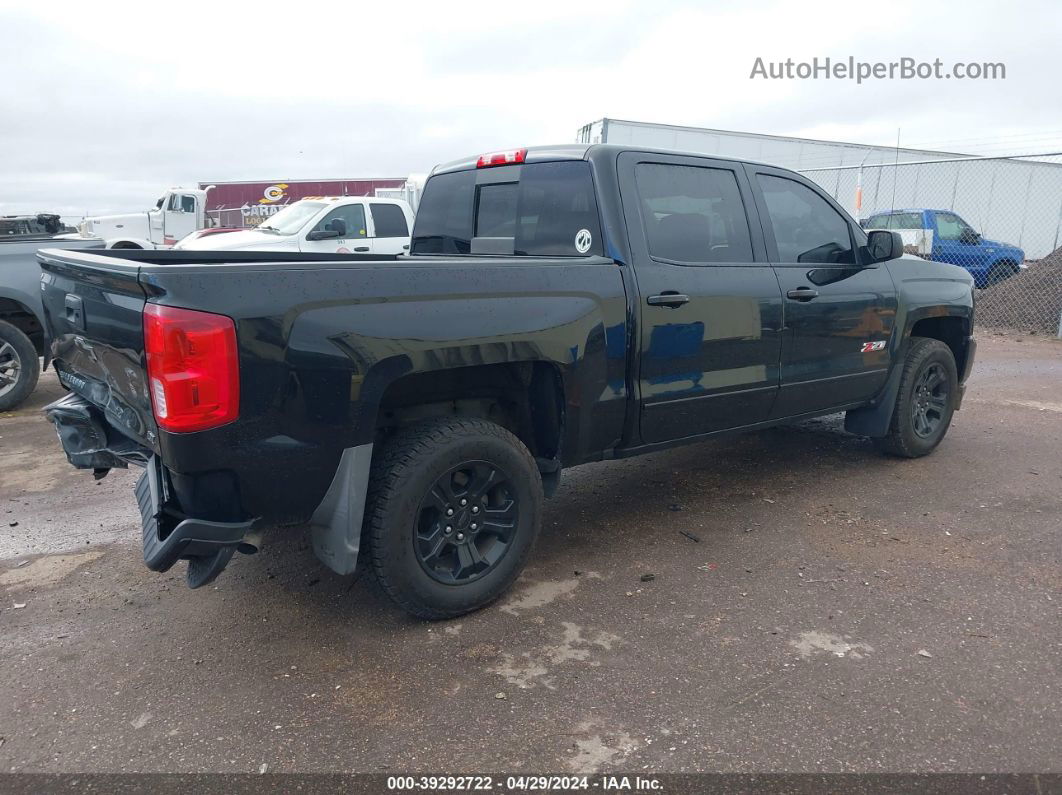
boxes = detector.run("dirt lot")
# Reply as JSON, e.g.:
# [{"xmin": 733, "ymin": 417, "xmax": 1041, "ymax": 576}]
[{"xmin": 1, "ymin": 336, "xmax": 1059, "ymax": 774}]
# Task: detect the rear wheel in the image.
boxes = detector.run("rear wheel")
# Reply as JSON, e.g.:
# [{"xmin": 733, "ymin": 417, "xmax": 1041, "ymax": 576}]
[
  {"xmin": 365, "ymin": 417, "xmax": 543, "ymax": 619},
  {"xmin": 0, "ymin": 320, "xmax": 40, "ymax": 411},
  {"xmin": 875, "ymin": 337, "xmax": 958, "ymax": 458}
]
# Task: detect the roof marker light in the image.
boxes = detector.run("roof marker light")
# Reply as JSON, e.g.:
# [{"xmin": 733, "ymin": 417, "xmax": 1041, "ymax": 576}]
[{"xmin": 476, "ymin": 148, "xmax": 527, "ymax": 168}]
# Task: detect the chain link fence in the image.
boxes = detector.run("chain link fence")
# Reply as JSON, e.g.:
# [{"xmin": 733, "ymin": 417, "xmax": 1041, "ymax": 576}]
[{"xmin": 800, "ymin": 153, "xmax": 1062, "ymax": 337}]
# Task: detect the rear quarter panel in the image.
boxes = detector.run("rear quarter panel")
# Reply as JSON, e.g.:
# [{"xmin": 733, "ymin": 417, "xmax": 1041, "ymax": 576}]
[{"xmin": 139, "ymin": 256, "xmax": 628, "ymax": 524}]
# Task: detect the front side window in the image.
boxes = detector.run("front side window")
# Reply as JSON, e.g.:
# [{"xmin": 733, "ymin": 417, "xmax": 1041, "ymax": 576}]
[
  {"xmin": 311, "ymin": 204, "xmax": 367, "ymax": 239},
  {"xmin": 635, "ymin": 163, "xmax": 754, "ymax": 264},
  {"xmin": 757, "ymin": 175, "xmax": 856, "ymax": 264},
  {"xmin": 934, "ymin": 212, "xmax": 972, "ymax": 240},
  {"xmin": 370, "ymin": 203, "xmax": 409, "ymax": 238},
  {"xmin": 411, "ymin": 160, "xmax": 603, "ymax": 257}
]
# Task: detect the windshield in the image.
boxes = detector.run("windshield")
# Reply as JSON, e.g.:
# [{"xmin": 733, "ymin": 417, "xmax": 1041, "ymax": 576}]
[{"xmin": 259, "ymin": 201, "xmax": 326, "ymax": 234}]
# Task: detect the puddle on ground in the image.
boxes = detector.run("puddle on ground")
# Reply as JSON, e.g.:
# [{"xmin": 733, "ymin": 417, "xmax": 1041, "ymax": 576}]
[
  {"xmin": 790, "ymin": 630, "xmax": 874, "ymax": 660},
  {"xmin": 500, "ymin": 572, "xmax": 600, "ymax": 615},
  {"xmin": 0, "ymin": 550, "xmax": 104, "ymax": 590}
]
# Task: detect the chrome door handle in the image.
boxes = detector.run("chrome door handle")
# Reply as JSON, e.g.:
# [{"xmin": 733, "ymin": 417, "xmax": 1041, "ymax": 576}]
[
  {"xmin": 786, "ymin": 288, "xmax": 819, "ymax": 301},
  {"xmin": 647, "ymin": 293, "xmax": 690, "ymax": 308}
]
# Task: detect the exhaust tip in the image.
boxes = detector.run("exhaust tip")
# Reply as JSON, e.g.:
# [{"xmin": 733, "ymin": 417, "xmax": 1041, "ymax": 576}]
[{"xmin": 237, "ymin": 531, "xmax": 263, "ymax": 556}]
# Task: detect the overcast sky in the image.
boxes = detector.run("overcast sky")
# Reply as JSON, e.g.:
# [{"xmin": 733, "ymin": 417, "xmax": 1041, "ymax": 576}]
[{"xmin": 2, "ymin": 0, "xmax": 1060, "ymax": 218}]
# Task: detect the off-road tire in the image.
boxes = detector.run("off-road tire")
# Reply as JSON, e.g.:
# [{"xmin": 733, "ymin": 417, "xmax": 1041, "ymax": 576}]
[
  {"xmin": 875, "ymin": 337, "xmax": 958, "ymax": 458},
  {"xmin": 364, "ymin": 417, "xmax": 543, "ymax": 619},
  {"xmin": 0, "ymin": 320, "xmax": 40, "ymax": 411}
]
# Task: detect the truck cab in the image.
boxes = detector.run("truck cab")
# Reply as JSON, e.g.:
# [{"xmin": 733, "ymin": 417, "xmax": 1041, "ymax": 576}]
[
  {"xmin": 77, "ymin": 187, "xmax": 211, "ymax": 249},
  {"xmin": 173, "ymin": 196, "xmax": 413, "ymax": 255},
  {"xmin": 863, "ymin": 208, "xmax": 1025, "ymax": 287}
]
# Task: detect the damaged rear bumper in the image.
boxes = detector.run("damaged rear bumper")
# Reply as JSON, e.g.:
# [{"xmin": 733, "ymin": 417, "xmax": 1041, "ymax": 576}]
[
  {"xmin": 45, "ymin": 392, "xmax": 257, "ymax": 587},
  {"xmin": 135, "ymin": 457, "xmax": 255, "ymax": 581}
]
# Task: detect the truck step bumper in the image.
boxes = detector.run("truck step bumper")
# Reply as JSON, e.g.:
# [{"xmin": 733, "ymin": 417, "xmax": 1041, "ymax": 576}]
[{"xmin": 136, "ymin": 458, "xmax": 254, "ymax": 586}]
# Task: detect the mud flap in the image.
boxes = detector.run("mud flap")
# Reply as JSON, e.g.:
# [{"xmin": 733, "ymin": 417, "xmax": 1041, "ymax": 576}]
[
  {"xmin": 310, "ymin": 444, "xmax": 373, "ymax": 576},
  {"xmin": 844, "ymin": 362, "xmax": 903, "ymax": 438}
]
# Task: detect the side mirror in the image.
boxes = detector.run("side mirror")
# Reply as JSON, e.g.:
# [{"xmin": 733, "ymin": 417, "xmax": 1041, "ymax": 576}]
[
  {"xmin": 307, "ymin": 228, "xmax": 341, "ymax": 241},
  {"xmin": 866, "ymin": 229, "xmax": 903, "ymax": 263},
  {"xmin": 960, "ymin": 228, "xmax": 981, "ymax": 245}
]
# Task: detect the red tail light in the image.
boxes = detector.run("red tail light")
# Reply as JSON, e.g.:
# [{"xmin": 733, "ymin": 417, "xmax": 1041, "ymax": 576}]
[
  {"xmin": 476, "ymin": 148, "xmax": 527, "ymax": 168},
  {"xmin": 143, "ymin": 303, "xmax": 239, "ymax": 432}
]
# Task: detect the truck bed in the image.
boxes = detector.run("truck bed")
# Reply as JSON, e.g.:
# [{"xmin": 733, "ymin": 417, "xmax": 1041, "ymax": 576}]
[{"xmin": 37, "ymin": 247, "xmax": 629, "ymax": 529}]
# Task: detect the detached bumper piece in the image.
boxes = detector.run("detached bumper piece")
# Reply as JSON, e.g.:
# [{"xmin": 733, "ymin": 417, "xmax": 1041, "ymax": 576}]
[
  {"xmin": 43, "ymin": 392, "xmax": 147, "ymax": 475},
  {"xmin": 136, "ymin": 457, "xmax": 255, "ymax": 588}
]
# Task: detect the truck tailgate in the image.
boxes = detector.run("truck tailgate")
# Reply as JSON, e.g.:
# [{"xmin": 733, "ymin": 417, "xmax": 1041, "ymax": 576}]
[{"xmin": 38, "ymin": 249, "xmax": 158, "ymax": 450}]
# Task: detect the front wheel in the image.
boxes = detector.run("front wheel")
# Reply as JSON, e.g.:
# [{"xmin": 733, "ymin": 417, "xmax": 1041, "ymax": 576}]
[
  {"xmin": 874, "ymin": 337, "xmax": 958, "ymax": 458},
  {"xmin": 0, "ymin": 320, "xmax": 40, "ymax": 411},
  {"xmin": 364, "ymin": 417, "xmax": 543, "ymax": 619}
]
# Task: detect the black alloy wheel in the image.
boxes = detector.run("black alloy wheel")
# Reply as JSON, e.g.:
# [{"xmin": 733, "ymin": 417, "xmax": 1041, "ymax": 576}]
[{"xmin": 415, "ymin": 461, "xmax": 519, "ymax": 584}]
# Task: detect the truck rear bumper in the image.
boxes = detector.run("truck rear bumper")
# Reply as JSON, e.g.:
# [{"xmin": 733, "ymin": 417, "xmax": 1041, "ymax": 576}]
[
  {"xmin": 136, "ymin": 458, "xmax": 255, "ymax": 585},
  {"xmin": 45, "ymin": 392, "xmax": 257, "ymax": 588}
]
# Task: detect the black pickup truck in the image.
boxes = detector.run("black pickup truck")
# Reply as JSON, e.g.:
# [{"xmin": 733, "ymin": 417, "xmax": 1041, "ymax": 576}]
[{"xmin": 38, "ymin": 144, "xmax": 976, "ymax": 618}]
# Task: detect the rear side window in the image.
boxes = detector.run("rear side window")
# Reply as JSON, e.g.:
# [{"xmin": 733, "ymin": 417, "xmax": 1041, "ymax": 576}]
[
  {"xmin": 370, "ymin": 203, "xmax": 409, "ymax": 238},
  {"xmin": 411, "ymin": 161, "xmax": 603, "ymax": 257},
  {"xmin": 635, "ymin": 163, "xmax": 754, "ymax": 264},
  {"xmin": 757, "ymin": 175, "xmax": 856, "ymax": 264}
]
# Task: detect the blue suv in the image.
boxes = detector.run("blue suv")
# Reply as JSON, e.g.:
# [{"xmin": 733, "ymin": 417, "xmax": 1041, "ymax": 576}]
[{"xmin": 863, "ymin": 209, "xmax": 1024, "ymax": 288}]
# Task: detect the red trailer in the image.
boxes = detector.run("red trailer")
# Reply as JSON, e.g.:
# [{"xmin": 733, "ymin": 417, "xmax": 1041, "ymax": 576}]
[{"xmin": 200, "ymin": 178, "xmax": 408, "ymax": 228}]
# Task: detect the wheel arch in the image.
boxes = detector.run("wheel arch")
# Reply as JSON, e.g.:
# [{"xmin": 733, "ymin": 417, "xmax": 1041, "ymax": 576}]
[
  {"xmin": 907, "ymin": 313, "xmax": 971, "ymax": 380},
  {"xmin": 105, "ymin": 239, "xmax": 152, "ymax": 250},
  {"xmin": 371, "ymin": 359, "xmax": 567, "ymax": 467},
  {"xmin": 0, "ymin": 296, "xmax": 45, "ymax": 355}
]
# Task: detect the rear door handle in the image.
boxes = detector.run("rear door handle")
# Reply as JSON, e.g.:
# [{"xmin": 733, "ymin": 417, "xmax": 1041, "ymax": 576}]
[
  {"xmin": 353, "ymin": 246, "xmax": 370, "ymax": 252},
  {"xmin": 786, "ymin": 288, "xmax": 819, "ymax": 301},
  {"xmin": 646, "ymin": 292, "xmax": 690, "ymax": 308}
]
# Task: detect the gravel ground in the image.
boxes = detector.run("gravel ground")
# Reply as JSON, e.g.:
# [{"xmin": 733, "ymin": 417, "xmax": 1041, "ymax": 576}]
[
  {"xmin": 0, "ymin": 336, "xmax": 1060, "ymax": 774},
  {"xmin": 976, "ymin": 247, "xmax": 1062, "ymax": 334}
]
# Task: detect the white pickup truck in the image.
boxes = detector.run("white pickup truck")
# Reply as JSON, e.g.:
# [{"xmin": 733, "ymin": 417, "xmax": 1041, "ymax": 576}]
[{"xmin": 175, "ymin": 196, "xmax": 414, "ymax": 255}]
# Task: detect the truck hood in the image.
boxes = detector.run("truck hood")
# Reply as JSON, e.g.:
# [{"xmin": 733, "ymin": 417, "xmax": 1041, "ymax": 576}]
[
  {"xmin": 978, "ymin": 238, "xmax": 1024, "ymax": 258},
  {"xmin": 80, "ymin": 211, "xmax": 149, "ymax": 237},
  {"xmin": 176, "ymin": 229, "xmax": 297, "ymax": 251}
]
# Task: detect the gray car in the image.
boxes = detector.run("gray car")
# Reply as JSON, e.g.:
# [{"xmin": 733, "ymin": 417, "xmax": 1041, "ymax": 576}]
[{"xmin": 0, "ymin": 235, "xmax": 104, "ymax": 409}]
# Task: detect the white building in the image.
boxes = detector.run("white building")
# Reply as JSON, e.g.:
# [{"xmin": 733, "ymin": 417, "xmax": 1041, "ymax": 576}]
[
  {"xmin": 576, "ymin": 118, "xmax": 966, "ymax": 170},
  {"xmin": 576, "ymin": 118, "xmax": 1062, "ymax": 258}
]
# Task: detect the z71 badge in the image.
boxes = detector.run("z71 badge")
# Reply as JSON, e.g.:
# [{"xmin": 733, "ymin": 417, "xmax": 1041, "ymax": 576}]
[{"xmin": 860, "ymin": 340, "xmax": 887, "ymax": 353}]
